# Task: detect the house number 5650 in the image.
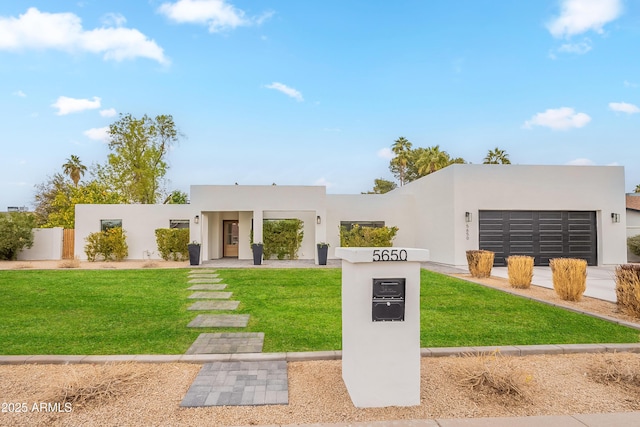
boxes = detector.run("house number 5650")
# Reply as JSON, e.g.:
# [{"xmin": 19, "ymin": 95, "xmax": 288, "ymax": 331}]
[{"xmin": 372, "ymin": 249, "xmax": 408, "ymax": 262}]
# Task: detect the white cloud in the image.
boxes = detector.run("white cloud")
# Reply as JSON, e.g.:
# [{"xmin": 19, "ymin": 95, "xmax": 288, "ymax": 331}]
[
  {"xmin": 265, "ymin": 82, "xmax": 303, "ymax": 102},
  {"xmin": 609, "ymin": 102, "xmax": 640, "ymax": 114},
  {"xmin": 101, "ymin": 13, "xmax": 126, "ymax": 27},
  {"xmin": 523, "ymin": 107, "xmax": 591, "ymax": 130},
  {"xmin": 158, "ymin": 0, "xmax": 272, "ymax": 33},
  {"xmin": 624, "ymin": 80, "xmax": 638, "ymax": 88},
  {"xmin": 557, "ymin": 40, "xmax": 592, "ymax": 54},
  {"xmin": 547, "ymin": 0, "xmax": 622, "ymax": 38},
  {"xmin": 100, "ymin": 108, "xmax": 117, "ymax": 117},
  {"xmin": 83, "ymin": 126, "xmax": 110, "ymax": 142},
  {"xmin": 314, "ymin": 177, "xmax": 333, "ymax": 188},
  {"xmin": 566, "ymin": 158, "xmax": 595, "ymax": 165},
  {"xmin": 52, "ymin": 96, "xmax": 101, "ymax": 115},
  {"xmin": 13, "ymin": 90, "xmax": 26, "ymax": 97},
  {"xmin": 377, "ymin": 148, "xmax": 393, "ymax": 160},
  {"xmin": 0, "ymin": 7, "xmax": 168, "ymax": 64}
]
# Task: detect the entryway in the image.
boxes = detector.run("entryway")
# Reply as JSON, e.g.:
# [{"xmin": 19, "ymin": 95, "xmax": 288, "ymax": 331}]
[{"xmin": 223, "ymin": 220, "xmax": 239, "ymax": 257}]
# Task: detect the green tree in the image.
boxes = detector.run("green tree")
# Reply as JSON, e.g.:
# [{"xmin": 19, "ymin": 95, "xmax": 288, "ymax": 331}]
[
  {"xmin": 363, "ymin": 178, "xmax": 397, "ymax": 194},
  {"xmin": 414, "ymin": 145, "xmax": 465, "ymax": 177},
  {"xmin": 163, "ymin": 190, "xmax": 189, "ymax": 204},
  {"xmin": 389, "ymin": 137, "xmax": 413, "ymax": 186},
  {"xmin": 97, "ymin": 113, "xmax": 181, "ymax": 204},
  {"xmin": 483, "ymin": 147, "xmax": 511, "ymax": 164},
  {"xmin": 33, "ymin": 173, "xmax": 68, "ymax": 226},
  {"xmin": 635, "ymin": 184, "xmax": 640, "ymax": 193},
  {"xmin": 62, "ymin": 155, "xmax": 87, "ymax": 187},
  {"xmin": 0, "ymin": 212, "xmax": 36, "ymax": 260}
]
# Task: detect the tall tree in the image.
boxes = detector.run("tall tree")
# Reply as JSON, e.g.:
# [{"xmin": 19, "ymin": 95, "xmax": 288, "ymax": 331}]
[
  {"xmin": 33, "ymin": 173, "xmax": 68, "ymax": 226},
  {"xmin": 635, "ymin": 184, "xmax": 640, "ymax": 193},
  {"xmin": 62, "ymin": 155, "xmax": 87, "ymax": 187},
  {"xmin": 163, "ymin": 190, "xmax": 189, "ymax": 204},
  {"xmin": 389, "ymin": 137, "xmax": 413, "ymax": 186},
  {"xmin": 363, "ymin": 178, "xmax": 397, "ymax": 194},
  {"xmin": 97, "ymin": 113, "xmax": 181, "ymax": 204},
  {"xmin": 415, "ymin": 145, "xmax": 451, "ymax": 175},
  {"xmin": 483, "ymin": 147, "xmax": 511, "ymax": 164}
]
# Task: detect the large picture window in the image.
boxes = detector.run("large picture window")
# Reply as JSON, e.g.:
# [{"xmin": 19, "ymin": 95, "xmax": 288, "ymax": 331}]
[
  {"xmin": 170, "ymin": 219, "xmax": 190, "ymax": 229},
  {"xmin": 100, "ymin": 219, "xmax": 122, "ymax": 232}
]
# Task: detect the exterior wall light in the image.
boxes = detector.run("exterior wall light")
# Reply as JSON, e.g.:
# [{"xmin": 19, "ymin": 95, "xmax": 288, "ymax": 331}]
[
  {"xmin": 611, "ymin": 213, "xmax": 620, "ymax": 223},
  {"xmin": 317, "ymin": 215, "xmax": 321, "ymax": 224},
  {"xmin": 194, "ymin": 215, "xmax": 200, "ymax": 224},
  {"xmin": 465, "ymin": 212, "xmax": 472, "ymax": 223}
]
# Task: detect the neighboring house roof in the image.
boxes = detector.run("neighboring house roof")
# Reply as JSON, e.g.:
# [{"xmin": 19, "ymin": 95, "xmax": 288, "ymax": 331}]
[{"xmin": 627, "ymin": 194, "xmax": 640, "ymax": 212}]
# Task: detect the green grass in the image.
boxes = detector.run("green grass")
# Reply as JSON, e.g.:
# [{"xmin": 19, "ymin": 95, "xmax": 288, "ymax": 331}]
[{"xmin": 0, "ymin": 268, "xmax": 638, "ymax": 355}]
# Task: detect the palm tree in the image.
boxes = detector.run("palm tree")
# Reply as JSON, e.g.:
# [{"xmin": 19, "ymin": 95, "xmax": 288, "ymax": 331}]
[
  {"xmin": 483, "ymin": 147, "xmax": 511, "ymax": 164},
  {"xmin": 62, "ymin": 155, "xmax": 87, "ymax": 187},
  {"xmin": 635, "ymin": 184, "xmax": 640, "ymax": 193},
  {"xmin": 415, "ymin": 145, "xmax": 450, "ymax": 175},
  {"xmin": 390, "ymin": 137, "xmax": 412, "ymax": 186}
]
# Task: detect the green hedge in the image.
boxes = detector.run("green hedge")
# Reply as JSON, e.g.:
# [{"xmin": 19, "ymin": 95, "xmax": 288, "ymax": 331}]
[
  {"xmin": 84, "ymin": 227, "xmax": 128, "ymax": 261},
  {"xmin": 263, "ymin": 219, "xmax": 304, "ymax": 260},
  {"xmin": 155, "ymin": 228, "xmax": 189, "ymax": 261},
  {"xmin": 339, "ymin": 224, "xmax": 398, "ymax": 247},
  {"xmin": 628, "ymin": 235, "xmax": 640, "ymax": 257}
]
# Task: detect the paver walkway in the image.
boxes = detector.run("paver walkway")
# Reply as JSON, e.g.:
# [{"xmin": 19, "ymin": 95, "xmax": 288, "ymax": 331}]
[
  {"xmin": 189, "ymin": 278, "xmax": 223, "ymax": 283},
  {"xmin": 188, "ymin": 314, "xmax": 250, "ymax": 328},
  {"xmin": 188, "ymin": 300, "xmax": 240, "ymax": 311},
  {"xmin": 185, "ymin": 332, "xmax": 265, "ymax": 354},
  {"xmin": 180, "ymin": 360, "xmax": 288, "ymax": 407},
  {"xmin": 187, "ymin": 284, "xmax": 227, "ymax": 291},
  {"xmin": 188, "ymin": 291, "xmax": 232, "ymax": 299}
]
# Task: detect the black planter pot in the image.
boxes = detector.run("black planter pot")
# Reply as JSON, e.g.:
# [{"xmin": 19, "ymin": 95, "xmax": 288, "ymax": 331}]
[
  {"xmin": 188, "ymin": 244, "xmax": 201, "ymax": 266},
  {"xmin": 317, "ymin": 244, "xmax": 328, "ymax": 265},
  {"xmin": 252, "ymin": 243, "xmax": 263, "ymax": 265}
]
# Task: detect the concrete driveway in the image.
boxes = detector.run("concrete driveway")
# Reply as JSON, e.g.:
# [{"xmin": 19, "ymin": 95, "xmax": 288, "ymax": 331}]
[{"xmin": 491, "ymin": 265, "xmax": 618, "ymax": 302}]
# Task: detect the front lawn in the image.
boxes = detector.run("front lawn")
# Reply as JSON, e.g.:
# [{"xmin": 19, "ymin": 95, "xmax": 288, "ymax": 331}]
[{"xmin": 0, "ymin": 268, "xmax": 637, "ymax": 354}]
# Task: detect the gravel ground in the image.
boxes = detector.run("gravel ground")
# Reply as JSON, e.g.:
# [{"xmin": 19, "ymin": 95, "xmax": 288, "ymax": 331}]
[{"xmin": 2, "ymin": 260, "xmax": 640, "ymax": 426}]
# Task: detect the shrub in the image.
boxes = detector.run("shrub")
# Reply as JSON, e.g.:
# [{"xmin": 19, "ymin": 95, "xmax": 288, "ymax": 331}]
[
  {"xmin": 550, "ymin": 258, "xmax": 587, "ymax": 301},
  {"xmin": 339, "ymin": 224, "xmax": 398, "ymax": 247},
  {"xmin": 628, "ymin": 235, "xmax": 640, "ymax": 257},
  {"xmin": 588, "ymin": 353, "xmax": 640, "ymax": 390},
  {"xmin": 263, "ymin": 219, "xmax": 304, "ymax": 260},
  {"xmin": 507, "ymin": 256, "xmax": 533, "ymax": 289},
  {"xmin": 615, "ymin": 264, "xmax": 640, "ymax": 318},
  {"xmin": 84, "ymin": 227, "xmax": 128, "ymax": 261},
  {"xmin": 154, "ymin": 228, "xmax": 189, "ymax": 261},
  {"xmin": 454, "ymin": 351, "xmax": 533, "ymax": 399},
  {"xmin": 0, "ymin": 212, "xmax": 36, "ymax": 260},
  {"xmin": 466, "ymin": 250, "xmax": 494, "ymax": 278}
]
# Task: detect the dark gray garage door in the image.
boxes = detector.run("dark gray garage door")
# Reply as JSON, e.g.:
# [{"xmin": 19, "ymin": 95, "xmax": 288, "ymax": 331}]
[{"xmin": 479, "ymin": 211, "xmax": 597, "ymax": 266}]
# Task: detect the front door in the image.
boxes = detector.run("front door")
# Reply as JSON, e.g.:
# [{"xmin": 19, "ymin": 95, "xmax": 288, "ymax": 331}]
[{"xmin": 223, "ymin": 220, "xmax": 239, "ymax": 257}]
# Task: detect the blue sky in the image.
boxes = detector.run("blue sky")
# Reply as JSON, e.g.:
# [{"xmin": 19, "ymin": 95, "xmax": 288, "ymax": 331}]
[{"xmin": 1, "ymin": 0, "xmax": 639, "ymax": 210}]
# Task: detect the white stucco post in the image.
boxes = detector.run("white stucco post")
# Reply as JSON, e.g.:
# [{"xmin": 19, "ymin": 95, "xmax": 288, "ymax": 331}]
[
  {"xmin": 335, "ymin": 247, "xmax": 429, "ymax": 408},
  {"xmin": 252, "ymin": 209, "xmax": 263, "ymax": 244}
]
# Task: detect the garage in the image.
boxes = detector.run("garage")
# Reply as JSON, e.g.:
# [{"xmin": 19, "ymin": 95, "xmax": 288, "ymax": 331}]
[{"xmin": 479, "ymin": 211, "xmax": 597, "ymax": 266}]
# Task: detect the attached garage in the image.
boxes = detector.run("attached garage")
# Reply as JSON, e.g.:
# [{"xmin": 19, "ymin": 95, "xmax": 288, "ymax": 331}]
[{"xmin": 479, "ymin": 210, "xmax": 597, "ymax": 266}]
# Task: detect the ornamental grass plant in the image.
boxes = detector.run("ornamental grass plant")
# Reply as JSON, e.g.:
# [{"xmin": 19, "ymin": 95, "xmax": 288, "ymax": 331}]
[
  {"xmin": 550, "ymin": 258, "xmax": 587, "ymax": 301},
  {"xmin": 507, "ymin": 256, "xmax": 533, "ymax": 289},
  {"xmin": 615, "ymin": 264, "xmax": 640, "ymax": 318},
  {"xmin": 466, "ymin": 250, "xmax": 494, "ymax": 278}
]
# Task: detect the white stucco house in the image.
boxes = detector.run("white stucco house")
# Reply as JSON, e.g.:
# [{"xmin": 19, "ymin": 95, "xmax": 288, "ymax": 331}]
[
  {"xmin": 74, "ymin": 165, "xmax": 629, "ymax": 267},
  {"xmin": 627, "ymin": 193, "xmax": 640, "ymax": 263}
]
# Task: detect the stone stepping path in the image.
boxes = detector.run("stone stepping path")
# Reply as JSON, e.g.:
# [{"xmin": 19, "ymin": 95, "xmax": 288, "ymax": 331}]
[
  {"xmin": 187, "ymin": 284, "xmax": 227, "ymax": 291},
  {"xmin": 189, "ymin": 273, "xmax": 219, "ymax": 278},
  {"xmin": 188, "ymin": 291, "xmax": 232, "ymax": 299},
  {"xmin": 180, "ymin": 360, "xmax": 288, "ymax": 407},
  {"xmin": 185, "ymin": 332, "xmax": 264, "ymax": 354},
  {"xmin": 189, "ymin": 269, "xmax": 217, "ymax": 274},
  {"xmin": 188, "ymin": 300, "xmax": 240, "ymax": 311},
  {"xmin": 189, "ymin": 278, "xmax": 223, "ymax": 283},
  {"xmin": 188, "ymin": 314, "xmax": 250, "ymax": 328}
]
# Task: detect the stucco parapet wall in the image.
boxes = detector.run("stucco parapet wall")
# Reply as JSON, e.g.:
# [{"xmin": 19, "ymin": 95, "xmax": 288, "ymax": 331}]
[{"xmin": 335, "ymin": 247, "xmax": 430, "ymax": 263}]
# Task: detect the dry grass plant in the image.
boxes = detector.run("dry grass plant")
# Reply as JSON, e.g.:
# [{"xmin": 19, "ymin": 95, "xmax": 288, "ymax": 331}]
[
  {"xmin": 588, "ymin": 353, "xmax": 640, "ymax": 391},
  {"xmin": 466, "ymin": 250, "xmax": 495, "ymax": 278},
  {"xmin": 615, "ymin": 264, "xmax": 640, "ymax": 318},
  {"xmin": 550, "ymin": 258, "xmax": 587, "ymax": 301},
  {"xmin": 507, "ymin": 256, "xmax": 533, "ymax": 289},
  {"xmin": 57, "ymin": 258, "xmax": 81, "ymax": 269},
  {"xmin": 142, "ymin": 261, "xmax": 159, "ymax": 268},
  {"xmin": 45, "ymin": 363, "xmax": 149, "ymax": 408},
  {"xmin": 453, "ymin": 351, "xmax": 534, "ymax": 400}
]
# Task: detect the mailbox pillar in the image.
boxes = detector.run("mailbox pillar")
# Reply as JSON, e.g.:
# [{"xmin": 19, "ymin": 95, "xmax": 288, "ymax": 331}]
[{"xmin": 335, "ymin": 247, "xmax": 430, "ymax": 408}]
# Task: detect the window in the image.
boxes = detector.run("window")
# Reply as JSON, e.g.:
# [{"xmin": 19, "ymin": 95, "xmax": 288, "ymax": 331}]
[
  {"xmin": 101, "ymin": 219, "xmax": 122, "ymax": 232},
  {"xmin": 170, "ymin": 219, "xmax": 190, "ymax": 229},
  {"xmin": 340, "ymin": 221, "xmax": 385, "ymax": 231}
]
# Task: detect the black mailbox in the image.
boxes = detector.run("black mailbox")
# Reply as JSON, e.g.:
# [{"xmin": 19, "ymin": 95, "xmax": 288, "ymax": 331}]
[{"xmin": 372, "ymin": 278, "xmax": 405, "ymax": 322}]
